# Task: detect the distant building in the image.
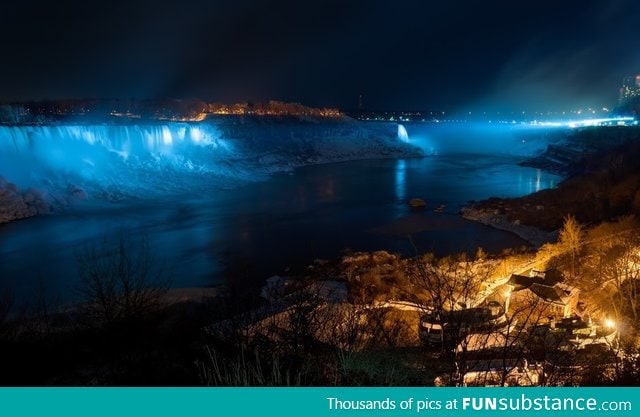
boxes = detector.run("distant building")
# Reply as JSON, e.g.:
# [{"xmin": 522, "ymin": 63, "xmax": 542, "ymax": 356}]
[{"xmin": 619, "ymin": 74, "xmax": 640, "ymax": 105}]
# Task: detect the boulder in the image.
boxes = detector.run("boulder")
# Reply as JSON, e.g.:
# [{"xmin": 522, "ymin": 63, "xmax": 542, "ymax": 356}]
[
  {"xmin": 409, "ymin": 198, "xmax": 427, "ymax": 209},
  {"xmin": 0, "ymin": 180, "xmax": 51, "ymax": 223}
]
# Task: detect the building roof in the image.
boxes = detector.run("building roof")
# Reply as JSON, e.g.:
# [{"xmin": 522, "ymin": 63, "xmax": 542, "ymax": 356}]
[
  {"xmin": 508, "ymin": 274, "xmax": 543, "ymax": 291},
  {"xmin": 508, "ymin": 269, "xmax": 576, "ymax": 306},
  {"xmin": 528, "ymin": 283, "xmax": 566, "ymax": 305},
  {"xmin": 508, "ymin": 268, "xmax": 565, "ymax": 290},
  {"xmin": 528, "ymin": 282, "xmax": 579, "ymax": 306}
]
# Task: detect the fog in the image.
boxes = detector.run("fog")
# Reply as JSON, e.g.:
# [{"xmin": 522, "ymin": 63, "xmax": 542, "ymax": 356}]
[{"xmin": 402, "ymin": 122, "xmax": 555, "ymax": 156}]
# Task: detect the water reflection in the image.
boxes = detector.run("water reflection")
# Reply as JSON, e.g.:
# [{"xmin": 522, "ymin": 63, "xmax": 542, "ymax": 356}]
[
  {"xmin": 517, "ymin": 168, "xmax": 556, "ymax": 195},
  {"xmin": 395, "ymin": 159, "xmax": 407, "ymax": 202}
]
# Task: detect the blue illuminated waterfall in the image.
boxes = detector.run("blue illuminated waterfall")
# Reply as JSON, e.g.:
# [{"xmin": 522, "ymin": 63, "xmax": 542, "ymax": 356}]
[
  {"xmin": 0, "ymin": 120, "xmax": 421, "ymax": 201},
  {"xmin": 0, "ymin": 123, "xmax": 225, "ymax": 159},
  {"xmin": 0, "ymin": 123, "xmax": 234, "ymax": 188},
  {"xmin": 397, "ymin": 124, "xmax": 409, "ymax": 143}
]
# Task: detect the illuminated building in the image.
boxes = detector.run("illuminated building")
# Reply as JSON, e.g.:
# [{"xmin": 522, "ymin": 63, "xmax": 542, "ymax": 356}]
[{"xmin": 619, "ymin": 74, "xmax": 640, "ymax": 104}]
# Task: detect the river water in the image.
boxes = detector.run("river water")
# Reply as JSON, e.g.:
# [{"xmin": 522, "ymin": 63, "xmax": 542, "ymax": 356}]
[{"xmin": 0, "ymin": 122, "xmax": 561, "ymax": 304}]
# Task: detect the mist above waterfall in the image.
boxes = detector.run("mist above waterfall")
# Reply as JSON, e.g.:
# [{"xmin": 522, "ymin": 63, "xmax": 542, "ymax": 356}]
[{"xmin": 400, "ymin": 122, "xmax": 555, "ymax": 157}]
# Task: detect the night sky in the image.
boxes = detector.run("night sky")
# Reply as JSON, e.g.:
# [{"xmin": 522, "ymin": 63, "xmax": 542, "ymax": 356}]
[{"xmin": 1, "ymin": 0, "xmax": 640, "ymax": 111}]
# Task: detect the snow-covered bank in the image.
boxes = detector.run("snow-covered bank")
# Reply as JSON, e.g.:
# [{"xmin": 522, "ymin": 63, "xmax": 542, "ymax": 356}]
[
  {"xmin": 0, "ymin": 119, "xmax": 421, "ymax": 223},
  {"xmin": 0, "ymin": 177, "xmax": 52, "ymax": 224},
  {"xmin": 460, "ymin": 206, "xmax": 557, "ymax": 247}
]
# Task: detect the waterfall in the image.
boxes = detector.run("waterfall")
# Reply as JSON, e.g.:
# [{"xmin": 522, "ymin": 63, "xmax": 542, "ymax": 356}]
[
  {"xmin": 0, "ymin": 120, "xmax": 420, "ymax": 196},
  {"xmin": 0, "ymin": 123, "xmax": 231, "ymax": 189},
  {"xmin": 397, "ymin": 124, "xmax": 409, "ymax": 143},
  {"xmin": 0, "ymin": 123, "xmax": 222, "ymax": 157},
  {"xmin": 0, "ymin": 122, "xmax": 253, "ymax": 227}
]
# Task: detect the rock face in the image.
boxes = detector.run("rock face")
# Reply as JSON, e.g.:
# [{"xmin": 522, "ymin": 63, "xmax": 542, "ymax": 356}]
[{"xmin": 0, "ymin": 177, "xmax": 51, "ymax": 224}]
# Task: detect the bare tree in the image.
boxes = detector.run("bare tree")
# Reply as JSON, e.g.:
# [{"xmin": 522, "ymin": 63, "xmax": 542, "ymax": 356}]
[
  {"xmin": 558, "ymin": 214, "xmax": 584, "ymax": 280},
  {"xmin": 489, "ymin": 292, "xmax": 551, "ymax": 386},
  {"xmin": 406, "ymin": 253, "xmax": 488, "ymax": 314},
  {"xmin": 403, "ymin": 253, "xmax": 495, "ymax": 384},
  {"xmin": 76, "ymin": 236, "xmax": 170, "ymax": 326},
  {"xmin": 605, "ymin": 249, "xmax": 640, "ymax": 323}
]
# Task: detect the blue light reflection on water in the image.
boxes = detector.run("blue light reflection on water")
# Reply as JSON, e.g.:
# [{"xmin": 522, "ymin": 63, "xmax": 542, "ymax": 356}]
[
  {"xmin": 0, "ymin": 153, "xmax": 560, "ymax": 305},
  {"xmin": 395, "ymin": 159, "xmax": 407, "ymax": 202}
]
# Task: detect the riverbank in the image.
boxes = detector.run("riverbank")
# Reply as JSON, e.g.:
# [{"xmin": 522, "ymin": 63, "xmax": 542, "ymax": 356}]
[
  {"xmin": 460, "ymin": 206, "xmax": 557, "ymax": 247},
  {"xmin": 461, "ymin": 126, "xmax": 640, "ymax": 241}
]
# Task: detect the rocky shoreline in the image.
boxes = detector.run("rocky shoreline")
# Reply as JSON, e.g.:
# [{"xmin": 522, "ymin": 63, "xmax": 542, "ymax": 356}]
[
  {"xmin": 0, "ymin": 177, "xmax": 53, "ymax": 224},
  {"xmin": 460, "ymin": 206, "xmax": 557, "ymax": 248}
]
